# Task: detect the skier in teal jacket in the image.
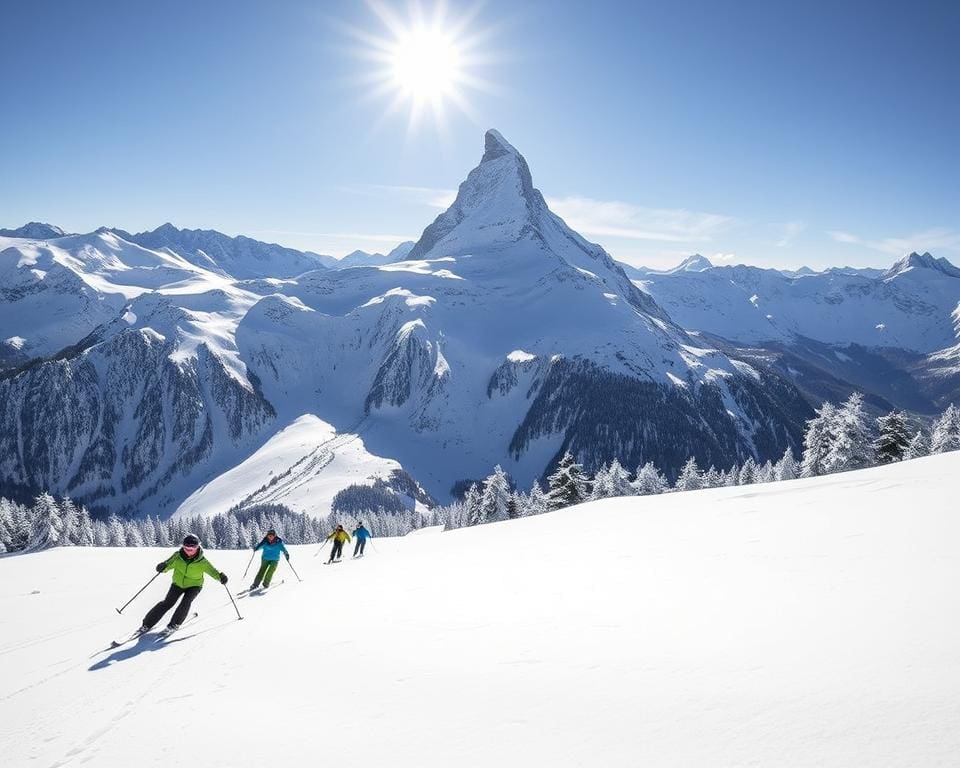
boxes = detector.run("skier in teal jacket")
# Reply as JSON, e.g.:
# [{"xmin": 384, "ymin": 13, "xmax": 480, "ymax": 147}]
[
  {"xmin": 249, "ymin": 529, "xmax": 289, "ymax": 590},
  {"xmin": 353, "ymin": 523, "xmax": 372, "ymax": 557}
]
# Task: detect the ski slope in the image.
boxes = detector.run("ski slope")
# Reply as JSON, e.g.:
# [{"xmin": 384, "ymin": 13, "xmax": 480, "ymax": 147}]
[{"xmin": 2, "ymin": 453, "xmax": 960, "ymax": 767}]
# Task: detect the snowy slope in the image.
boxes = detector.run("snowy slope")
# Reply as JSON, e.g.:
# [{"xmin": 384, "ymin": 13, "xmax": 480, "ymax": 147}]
[
  {"xmin": 3, "ymin": 453, "xmax": 960, "ymax": 767},
  {"xmin": 175, "ymin": 414, "xmax": 421, "ymax": 519}
]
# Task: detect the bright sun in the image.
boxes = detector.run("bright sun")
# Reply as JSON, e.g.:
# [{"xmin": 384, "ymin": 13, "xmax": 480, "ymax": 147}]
[
  {"xmin": 349, "ymin": 1, "xmax": 493, "ymax": 133},
  {"xmin": 390, "ymin": 26, "xmax": 462, "ymax": 102}
]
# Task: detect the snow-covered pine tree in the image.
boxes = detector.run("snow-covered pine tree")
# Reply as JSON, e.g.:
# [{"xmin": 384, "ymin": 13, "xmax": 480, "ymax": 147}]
[
  {"xmin": 702, "ymin": 466, "xmax": 722, "ymax": 488},
  {"xmin": 601, "ymin": 459, "xmax": 632, "ymax": 497},
  {"xmin": 774, "ymin": 448, "xmax": 798, "ymax": 481},
  {"xmin": 526, "ymin": 481, "xmax": 549, "ymax": 516},
  {"xmin": 930, "ymin": 404, "xmax": 960, "ymax": 454},
  {"xmin": 480, "ymin": 465, "xmax": 512, "ymax": 523},
  {"xmin": 546, "ymin": 452, "xmax": 589, "ymax": 510},
  {"xmin": 589, "ymin": 463, "xmax": 612, "ymax": 501},
  {"xmin": 756, "ymin": 461, "xmax": 775, "ymax": 484},
  {"xmin": 57, "ymin": 498, "xmax": 78, "ymax": 546},
  {"xmin": 465, "ymin": 483, "xmax": 484, "ymax": 526},
  {"xmin": 824, "ymin": 392, "xmax": 873, "ymax": 473},
  {"xmin": 675, "ymin": 457, "xmax": 703, "ymax": 491},
  {"xmin": 875, "ymin": 411, "xmax": 911, "ymax": 464},
  {"xmin": 800, "ymin": 402, "xmax": 837, "ymax": 477},
  {"xmin": 125, "ymin": 522, "xmax": 145, "ymax": 547},
  {"xmin": 738, "ymin": 457, "xmax": 758, "ymax": 485},
  {"xmin": 72, "ymin": 505, "xmax": 95, "ymax": 546},
  {"xmin": 28, "ymin": 493, "xmax": 65, "ymax": 550},
  {"xmin": 904, "ymin": 428, "xmax": 929, "ymax": 460},
  {"xmin": 632, "ymin": 462, "xmax": 667, "ymax": 495},
  {"xmin": 139, "ymin": 518, "xmax": 157, "ymax": 547},
  {"xmin": 106, "ymin": 515, "xmax": 126, "ymax": 547},
  {"xmin": 92, "ymin": 519, "xmax": 109, "ymax": 547}
]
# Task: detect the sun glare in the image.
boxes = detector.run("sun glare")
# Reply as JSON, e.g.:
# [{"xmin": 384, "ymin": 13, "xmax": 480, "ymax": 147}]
[
  {"xmin": 349, "ymin": 1, "xmax": 494, "ymax": 135},
  {"xmin": 391, "ymin": 27, "xmax": 462, "ymax": 102}
]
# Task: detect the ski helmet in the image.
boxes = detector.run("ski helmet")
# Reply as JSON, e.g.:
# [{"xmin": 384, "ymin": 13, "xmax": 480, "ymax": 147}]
[
  {"xmin": 266, "ymin": 528, "xmax": 276, "ymax": 536},
  {"xmin": 182, "ymin": 534, "xmax": 200, "ymax": 548}
]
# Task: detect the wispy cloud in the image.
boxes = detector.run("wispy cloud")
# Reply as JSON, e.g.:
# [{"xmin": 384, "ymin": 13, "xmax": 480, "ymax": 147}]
[
  {"xmin": 775, "ymin": 221, "xmax": 804, "ymax": 247},
  {"xmin": 545, "ymin": 196, "xmax": 735, "ymax": 243},
  {"xmin": 828, "ymin": 227, "xmax": 960, "ymax": 255}
]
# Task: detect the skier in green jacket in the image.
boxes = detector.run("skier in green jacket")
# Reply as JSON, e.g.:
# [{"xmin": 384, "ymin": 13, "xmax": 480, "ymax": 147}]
[{"xmin": 140, "ymin": 534, "xmax": 227, "ymax": 633}]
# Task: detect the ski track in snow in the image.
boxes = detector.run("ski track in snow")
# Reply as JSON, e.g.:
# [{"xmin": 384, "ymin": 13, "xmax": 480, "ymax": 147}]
[{"xmin": 3, "ymin": 455, "xmax": 960, "ymax": 766}]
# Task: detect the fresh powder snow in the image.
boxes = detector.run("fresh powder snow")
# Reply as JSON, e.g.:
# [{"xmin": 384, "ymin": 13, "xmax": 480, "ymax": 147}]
[{"xmin": 3, "ymin": 453, "xmax": 959, "ymax": 766}]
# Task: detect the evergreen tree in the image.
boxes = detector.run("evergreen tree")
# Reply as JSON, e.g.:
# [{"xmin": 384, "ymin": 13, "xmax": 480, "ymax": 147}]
[
  {"xmin": 526, "ymin": 481, "xmax": 549, "ymax": 516},
  {"xmin": 801, "ymin": 402, "xmax": 837, "ymax": 477},
  {"xmin": 774, "ymin": 448, "xmax": 798, "ymax": 481},
  {"xmin": 675, "ymin": 457, "xmax": 703, "ymax": 491},
  {"xmin": 702, "ymin": 466, "xmax": 722, "ymax": 488},
  {"xmin": 74, "ymin": 506, "xmax": 95, "ymax": 546},
  {"xmin": 125, "ymin": 522, "xmax": 145, "ymax": 547},
  {"xmin": 92, "ymin": 519, "xmax": 110, "ymax": 547},
  {"xmin": 28, "ymin": 493, "xmax": 65, "ymax": 550},
  {"xmin": 930, "ymin": 404, "xmax": 960, "ymax": 454},
  {"xmin": 107, "ymin": 515, "xmax": 126, "ymax": 547},
  {"xmin": 546, "ymin": 452, "xmax": 589, "ymax": 510},
  {"xmin": 875, "ymin": 411, "xmax": 911, "ymax": 464},
  {"xmin": 632, "ymin": 462, "xmax": 667, "ymax": 495},
  {"xmin": 756, "ymin": 461, "xmax": 775, "ymax": 484},
  {"xmin": 589, "ymin": 463, "xmax": 612, "ymax": 501},
  {"xmin": 904, "ymin": 428, "xmax": 929, "ymax": 460},
  {"xmin": 480, "ymin": 465, "xmax": 512, "ymax": 523},
  {"xmin": 606, "ymin": 459, "xmax": 633, "ymax": 497},
  {"xmin": 824, "ymin": 392, "xmax": 873, "ymax": 473},
  {"xmin": 738, "ymin": 457, "xmax": 758, "ymax": 485},
  {"xmin": 465, "ymin": 483, "xmax": 484, "ymax": 526},
  {"xmin": 58, "ymin": 498, "xmax": 78, "ymax": 546}
]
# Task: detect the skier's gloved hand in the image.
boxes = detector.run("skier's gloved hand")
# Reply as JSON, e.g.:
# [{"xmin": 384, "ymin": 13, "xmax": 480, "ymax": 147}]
[
  {"xmin": 285, "ymin": 552, "xmax": 290, "ymax": 561},
  {"xmin": 219, "ymin": 573, "xmax": 229, "ymax": 584},
  {"xmin": 155, "ymin": 562, "xmax": 167, "ymax": 573}
]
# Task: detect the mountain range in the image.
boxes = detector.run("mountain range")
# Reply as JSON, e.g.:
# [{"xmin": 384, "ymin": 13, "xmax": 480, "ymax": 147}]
[{"xmin": 0, "ymin": 129, "xmax": 957, "ymax": 519}]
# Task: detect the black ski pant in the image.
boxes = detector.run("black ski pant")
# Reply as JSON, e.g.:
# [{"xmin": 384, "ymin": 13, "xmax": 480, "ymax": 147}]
[
  {"xmin": 330, "ymin": 540, "xmax": 345, "ymax": 561},
  {"xmin": 143, "ymin": 584, "xmax": 201, "ymax": 629},
  {"xmin": 354, "ymin": 538, "xmax": 366, "ymax": 556}
]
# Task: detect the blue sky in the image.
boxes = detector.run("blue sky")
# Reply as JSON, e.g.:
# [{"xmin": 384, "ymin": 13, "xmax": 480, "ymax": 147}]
[{"xmin": 2, "ymin": 0, "xmax": 957, "ymax": 269}]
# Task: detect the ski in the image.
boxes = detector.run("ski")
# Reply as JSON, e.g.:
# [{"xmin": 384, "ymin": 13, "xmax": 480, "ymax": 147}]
[
  {"xmin": 239, "ymin": 580, "xmax": 285, "ymax": 599},
  {"xmin": 154, "ymin": 611, "xmax": 200, "ymax": 642},
  {"xmin": 323, "ymin": 559, "xmax": 344, "ymax": 565},
  {"xmin": 109, "ymin": 626, "xmax": 150, "ymax": 649}
]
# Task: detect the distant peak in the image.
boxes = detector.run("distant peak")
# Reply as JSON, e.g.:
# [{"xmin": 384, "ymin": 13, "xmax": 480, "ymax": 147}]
[
  {"xmin": 0, "ymin": 222, "xmax": 66, "ymax": 239},
  {"xmin": 884, "ymin": 251, "xmax": 960, "ymax": 279},
  {"xmin": 482, "ymin": 129, "xmax": 520, "ymax": 162},
  {"xmin": 671, "ymin": 254, "xmax": 714, "ymax": 273}
]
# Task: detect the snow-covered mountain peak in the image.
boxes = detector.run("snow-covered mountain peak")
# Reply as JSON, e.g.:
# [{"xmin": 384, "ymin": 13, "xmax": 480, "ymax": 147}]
[
  {"xmin": 883, "ymin": 251, "xmax": 960, "ymax": 280},
  {"xmin": 0, "ymin": 222, "xmax": 67, "ymax": 239},
  {"xmin": 671, "ymin": 254, "xmax": 714, "ymax": 273},
  {"xmin": 482, "ymin": 128, "xmax": 521, "ymax": 161},
  {"xmin": 407, "ymin": 129, "xmax": 545, "ymax": 259}
]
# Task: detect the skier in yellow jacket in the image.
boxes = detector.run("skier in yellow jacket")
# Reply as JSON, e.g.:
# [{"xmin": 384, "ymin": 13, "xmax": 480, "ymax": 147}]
[{"xmin": 325, "ymin": 525, "xmax": 351, "ymax": 563}]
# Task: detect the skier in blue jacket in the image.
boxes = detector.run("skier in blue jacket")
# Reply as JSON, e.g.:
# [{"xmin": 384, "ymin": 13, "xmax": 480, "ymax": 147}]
[
  {"xmin": 353, "ymin": 523, "xmax": 372, "ymax": 557},
  {"xmin": 249, "ymin": 529, "xmax": 289, "ymax": 590}
]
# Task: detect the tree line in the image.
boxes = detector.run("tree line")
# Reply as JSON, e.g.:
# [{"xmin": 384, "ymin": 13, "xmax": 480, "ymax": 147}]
[{"xmin": 2, "ymin": 398, "xmax": 959, "ymax": 554}]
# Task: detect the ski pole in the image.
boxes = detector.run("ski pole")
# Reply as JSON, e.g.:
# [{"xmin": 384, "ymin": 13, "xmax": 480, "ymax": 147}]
[
  {"xmin": 223, "ymin": 583, "xmax": 243, "ymax": 620},
  {"xmin": 242, "ymin": 549, "xmax": 256, "ymax": 579},
  {"xmin": 116, "ymin": 572, "xmax": 161, "ymax": 614},
  {"xmin": 314, "ymin": 540, "xmax": 330, "ymax": 558},
  {"xmin": 285, "ymin": 557, "xmax": 303, "ymax": 582}
]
